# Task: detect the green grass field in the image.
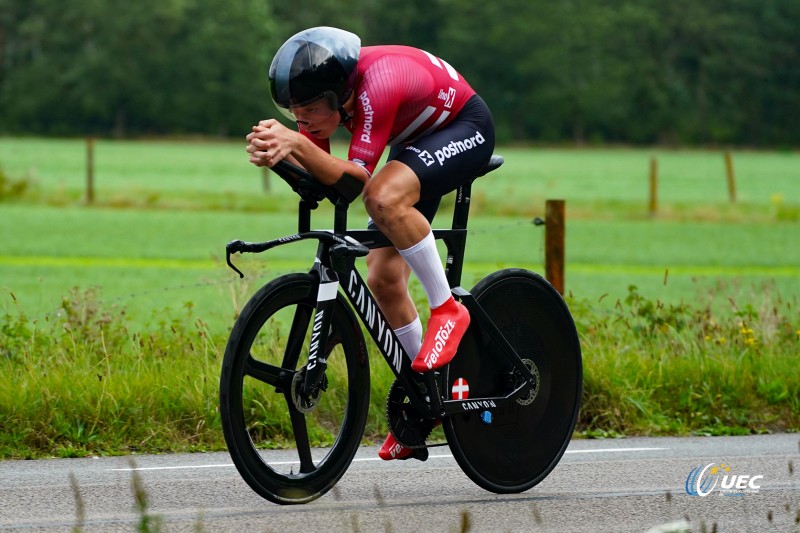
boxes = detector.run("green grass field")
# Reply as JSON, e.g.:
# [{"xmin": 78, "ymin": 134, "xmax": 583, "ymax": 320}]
[
  {"xmin": 1, "ymin": 137, "xmax": 798, "ymax": 458},
  {"xmin": 2, "ymin": 137, "xmax": 798, "ymax": 326},
  {"xmin": 3, "ymin": 138, "xmax": 799, "ymax": 206},
  {"xmin": 1, "ymin": 205, "xmax": 798, "ymax": 330}
]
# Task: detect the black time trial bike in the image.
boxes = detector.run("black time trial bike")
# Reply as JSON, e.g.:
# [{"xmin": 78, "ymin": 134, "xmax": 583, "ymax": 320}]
[{"xmin": 219, "ymin": 156, "xmax": 582, "ymax": 505}]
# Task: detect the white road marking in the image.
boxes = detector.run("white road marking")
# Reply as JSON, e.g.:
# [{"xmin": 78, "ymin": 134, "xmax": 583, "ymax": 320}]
[
  {"xmin": 565, "ymin": 447, "xmax": 667, "ymax": 454},
  {"xmin": 109, "ymin": 447, "xmax": 667, "ymax": 472}
]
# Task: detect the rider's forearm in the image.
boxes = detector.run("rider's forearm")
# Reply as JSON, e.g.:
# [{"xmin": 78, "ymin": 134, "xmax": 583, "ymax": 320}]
[{"xmin": 290, "ymin": 134, "xmax": 369, "ymax": 185}]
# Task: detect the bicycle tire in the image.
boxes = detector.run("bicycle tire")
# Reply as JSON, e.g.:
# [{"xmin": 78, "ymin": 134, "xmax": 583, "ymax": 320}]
[
  {"xmin": 220, "ymin": 273, "xmax": 370, "ymax": 505},
  {"xmin": 443, "ymin": 268, "xmax": 582, "ymax": 493}
]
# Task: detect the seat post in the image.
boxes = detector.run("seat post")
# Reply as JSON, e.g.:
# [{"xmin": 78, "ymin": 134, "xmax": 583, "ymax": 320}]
[
  {"xmin": 451, "ymin": 179, "xmax": 474, "ymax": 231},
  {"xmin": 442, "ymin": 179, "xmax": 474, "ymax": 288}
]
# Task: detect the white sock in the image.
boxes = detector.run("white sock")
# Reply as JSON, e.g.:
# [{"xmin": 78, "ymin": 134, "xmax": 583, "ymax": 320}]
[
  {"xmin": 394, "ymin": 316, "xmax": 423, "ymax": 361},
  {"xmin": 398, "ymin": 231, "xmax": 451, "ymax": 309}
]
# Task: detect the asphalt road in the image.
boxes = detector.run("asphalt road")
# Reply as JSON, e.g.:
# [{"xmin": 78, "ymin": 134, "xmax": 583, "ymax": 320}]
[{"xmin": 1, "ymin": 434, "xmax": 798, "ymax": 532}]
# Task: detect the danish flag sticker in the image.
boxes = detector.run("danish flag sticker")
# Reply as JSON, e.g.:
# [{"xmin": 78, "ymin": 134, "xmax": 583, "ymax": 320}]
[{"xmin": 451, "ymin": 378, "xmax": 470, "ymax": 400}]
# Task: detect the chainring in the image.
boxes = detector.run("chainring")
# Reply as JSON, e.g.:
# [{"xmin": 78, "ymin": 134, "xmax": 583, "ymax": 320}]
[{"xmin": 385, "ymin": 379, "xmax": 436, "ymax": 449}]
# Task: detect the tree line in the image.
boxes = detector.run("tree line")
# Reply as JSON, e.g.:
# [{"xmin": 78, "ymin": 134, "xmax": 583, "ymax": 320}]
[{"xmin": 1, "ymin": 0, "xmax": 798, "ymax": 145}]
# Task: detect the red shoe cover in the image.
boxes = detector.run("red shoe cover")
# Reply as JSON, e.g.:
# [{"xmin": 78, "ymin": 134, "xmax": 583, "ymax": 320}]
[
  {"xmin": 378, "ymin": 432, "xmax": 414, "ymax": 460},
  {"xmin": 411, "ymin": 297, "xmax": 470, "ymax": 372}
]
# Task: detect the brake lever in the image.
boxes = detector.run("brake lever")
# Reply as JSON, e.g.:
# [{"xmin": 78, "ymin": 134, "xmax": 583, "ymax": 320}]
[{"xmin": 226, "ymin": 240, "xmax": 246, "ymax": 278}]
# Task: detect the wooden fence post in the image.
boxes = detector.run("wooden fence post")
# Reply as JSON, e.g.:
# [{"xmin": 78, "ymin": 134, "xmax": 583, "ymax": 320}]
[
  {"xmin": 724, "ymin": 151, "xmax": 737, "ymax": 203},
  {"xmin": 86, "ymin": 137, "xmax": 95, "ymax": 204},
  {"xmin": 545, "ymin": 199, "xmax": 565, "ymax": 295},
  {"xmin": 648, "ymin": 157, "xmax": 658, "ymax": 216}
]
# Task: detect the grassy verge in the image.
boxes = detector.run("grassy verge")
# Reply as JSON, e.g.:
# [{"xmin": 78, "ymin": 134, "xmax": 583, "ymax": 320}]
[
  {"xmin": 577, "ymin": 283, "xmax": 799, "ymax": 437},
  {"xmin": 1, "ymin": 140, "xmax": 798, "ymax": 458},
  {"xmin": 1, "ymin": 280, "xmax": 797, "ymax": 460}
]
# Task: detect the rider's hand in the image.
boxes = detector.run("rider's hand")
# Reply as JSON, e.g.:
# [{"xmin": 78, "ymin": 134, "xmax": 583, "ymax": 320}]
[
  {"xmin": 246, "ymin": 119, "xmax": 297, "ymax": 168},
  {"xmin": 245, "ymin": 125, "xmax": 270, "ymax": 167}
]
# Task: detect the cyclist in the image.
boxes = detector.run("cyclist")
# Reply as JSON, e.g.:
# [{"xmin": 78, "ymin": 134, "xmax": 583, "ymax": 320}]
[{"xmin": 245, "ymin": 26, "xmax": 495, "ymax": 460}]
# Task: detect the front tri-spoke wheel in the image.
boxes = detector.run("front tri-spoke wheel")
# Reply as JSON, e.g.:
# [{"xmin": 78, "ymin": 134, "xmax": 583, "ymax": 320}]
[{"xmin": 220, "ymin": 273, "xmax": 370, "ymax": 504}]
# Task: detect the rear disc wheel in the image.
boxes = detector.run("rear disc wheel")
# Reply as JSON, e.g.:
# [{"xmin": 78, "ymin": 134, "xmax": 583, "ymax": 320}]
[{"xmin": 443, "ymin": 269, "xmax": 582, "ymax": 493}]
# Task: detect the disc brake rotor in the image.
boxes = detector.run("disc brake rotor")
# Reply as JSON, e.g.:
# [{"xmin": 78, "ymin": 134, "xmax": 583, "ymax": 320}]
[
  {"xmin": 291, "ymin": 368, "xmax": 328, "ymax": 414},
  {"xmin": 516, "ymin": 358, "xmax": 540, "ymax": 406},
  {"xmin": 290, "ymin": 329, "xmax": 339, "ymax": 414}
]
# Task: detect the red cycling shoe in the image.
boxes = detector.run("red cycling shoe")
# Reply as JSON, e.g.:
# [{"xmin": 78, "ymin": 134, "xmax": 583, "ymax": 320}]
[
  {"xmin": 411, "ymin": 297, "xmax": 470, "ymax": 372},
  {"xmin": 378, "ymin": 432, "xmax": 430, "ymax": 461},
  {"xmin": 378, "ymin": 432, "xmax": 415, "ymax": 460},
  {"xmin": 378, "ymin": 419, "xmax": 440, "ymax": 461}
]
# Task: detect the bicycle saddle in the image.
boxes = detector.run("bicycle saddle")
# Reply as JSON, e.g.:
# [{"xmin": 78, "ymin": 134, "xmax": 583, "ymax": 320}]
[{"xmin": 474, "ymin": 155, "xmax": 505, "ymax": 178}]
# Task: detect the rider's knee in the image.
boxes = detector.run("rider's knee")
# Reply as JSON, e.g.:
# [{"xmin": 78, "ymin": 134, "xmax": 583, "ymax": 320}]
[
  {"xmin": 362, "ymin": 180, "xmax": 395, "ymax": 221},
  {"xmin": 362, "ymin": 170, "xmax": 418, "ymax": 226}
]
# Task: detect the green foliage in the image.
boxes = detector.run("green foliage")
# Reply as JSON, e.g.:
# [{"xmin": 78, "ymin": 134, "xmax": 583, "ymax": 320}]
[
  {"xmin": 1, "ymin": 280, "xmax": 797, "ymax": 459},
  {"xmin": 0, "ymin": 166, "xmax": 33, "ymax": 200},
  {"xmin": 0, "ymin": 287, "xmax": 225, "ymax": 458},
  {"xmin": 575, "ymin": 283, "xmax": 799, "ymax": 437},
  {"xmin": 440, "ymin": 0, "xmax": 800, "ymax": 145},
  {"xmin": 0, "ymin": 0, "xmax": 280, "ymax": 137},
  {"xmin": 1, "ymin": 0, "xmax": 799, "ymax": 144}
]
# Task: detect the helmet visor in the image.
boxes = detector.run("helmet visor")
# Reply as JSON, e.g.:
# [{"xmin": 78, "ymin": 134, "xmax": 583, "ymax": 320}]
[{"xmin": 278, "ymin": 92, "xmax": 340, "ymax": 123}]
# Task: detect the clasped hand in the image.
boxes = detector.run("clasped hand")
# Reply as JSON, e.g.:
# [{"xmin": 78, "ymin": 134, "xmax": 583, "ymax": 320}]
[{"xmin": 246, "ymin": 119, "xmax": 296, "ymax": 168}]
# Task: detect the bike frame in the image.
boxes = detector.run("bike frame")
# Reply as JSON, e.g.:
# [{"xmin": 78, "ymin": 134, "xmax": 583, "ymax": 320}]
[{"xmin": 225, "ymin": 160, "xmax": 538, "ymax": 420}]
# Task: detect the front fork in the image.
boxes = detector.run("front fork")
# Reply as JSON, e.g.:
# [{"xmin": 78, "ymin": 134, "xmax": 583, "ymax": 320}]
[{"xmin": 300, "ymin": 261, "xmax": 339, "ymax": 400}]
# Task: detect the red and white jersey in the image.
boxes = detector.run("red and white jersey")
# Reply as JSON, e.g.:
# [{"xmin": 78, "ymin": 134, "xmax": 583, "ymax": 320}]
[{"xmin": 302, "ymin": 45, "xmax": 476, "ymax": 175}]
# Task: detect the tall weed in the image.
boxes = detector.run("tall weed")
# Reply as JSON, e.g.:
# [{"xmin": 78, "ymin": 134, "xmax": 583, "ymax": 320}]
[
  {"xmin": 0, "ymin": 166, "xmax": 34, "ymax": 201},
  {"xmin": 1, "ymin": 280, "xmax": 797, "ymax": 459},
  {"xmin": 1, "ymin": 288, "xmax": 224, "ymax": 458},
  {"xmin": 574, "ymin": 282, "xmax": 799, "ymax": 437}
]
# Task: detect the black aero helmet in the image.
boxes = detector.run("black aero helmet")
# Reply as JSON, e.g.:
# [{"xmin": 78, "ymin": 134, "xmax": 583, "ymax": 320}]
[{"xmin": 269, "ymin": 26, "xmax": 360, "ymax": 118}]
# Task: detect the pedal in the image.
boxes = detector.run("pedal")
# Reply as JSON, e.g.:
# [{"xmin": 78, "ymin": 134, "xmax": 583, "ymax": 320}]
[
  {"xmin": 396, "ymin": 447, "xmax": 429, "ymax": 462},
  {"xmin": 412, "ymin": 447, "xmax": 429, "ymax": 462}
]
